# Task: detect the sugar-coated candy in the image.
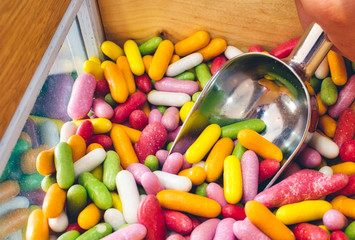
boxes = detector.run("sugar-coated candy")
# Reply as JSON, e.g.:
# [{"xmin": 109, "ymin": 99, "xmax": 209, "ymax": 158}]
[
  {"xmin": 254, "ymin": 169, "xmax": 349, "ymax": 208},
  {"xmin": 134, "ymin": 121, "xmax": 167, "ymax": 163}
]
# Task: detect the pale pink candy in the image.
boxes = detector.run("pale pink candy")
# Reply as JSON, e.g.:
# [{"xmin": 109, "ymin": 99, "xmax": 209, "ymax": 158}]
[
  {"xmin": 126, "ymin": 163, "xmax": 151, "ymax": 185},
  {"xmin": 233, "ymin": 218, "xmax": 271, "ymax": 240},
  {"xmin": 190, "ymin": 218, "xmax": 220, "ymax": 240},
  {"xmin": 206, "ymin": 183, "xmax": 228, "ymax": 207},
  {"xmin": 67, "ymin": 73, "xmax": 96, "ymax": 120},
  {"xmin": 213, "ymin": 218, "xmax": 236, "ymax": 240},
  {"xmin": 141, "ymin": 172, "xmax": 165, "ymax": 195},
  {"xmin": 100, "ymin": 223, "xmax": 147, "ymax": 240},
  {"xmin": 162, "ymin": 152, "xmax": 184, "ymax": 174},
  {"xmin": 241, "ymin": 150, "xmax": 259, "ymax": 203}
]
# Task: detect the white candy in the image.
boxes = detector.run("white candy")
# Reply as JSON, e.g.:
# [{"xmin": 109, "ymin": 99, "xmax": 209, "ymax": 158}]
[
  {"xmin": 74, "ymin": 148, "xmax": 107, "ymax": 178},
  {"xmin": 0, "ymin": 196, "xmax": 29, "ymax": 216},
  {"xmin": 224, "ymin": 46, "xmax": 243, "ymax": 59},
  {"xmin": 166, "ymin": 53, "xmax": 203, "ymax": 77},
  {"xmin": 192, "ymin": 161, "xmax": 205, "ymax": 168},
  {"xmin": 308, "ymin": 131, "xmax": 339, "ymax": 159},
  {"xmin": 315, "ymin": 57, "xmax": 329, "ymax": 79},
  {"xmin": 319, "ymin": 166, "xmax": 333, "ymax": 176},
  {"xmin": 154, "ymin": 170, "xmax": 192, "ymax": 192},
  {"xmin": 148, "ymin": 90, "xmax": 191, "ymax": 107},
  {"xmin": 59, "ymin": 121, "xmax": 77, "ymax": 142},
  {"xmin": 104, "ymin": 208, "xmax": 126, "ymax": 231},
  {"xmin": 116, "ymin": 170, "xmax": 140, "ymax": 224},
  {"xmin": 48, "ymin": 211, "xmax": 69, "ymax": 232}
]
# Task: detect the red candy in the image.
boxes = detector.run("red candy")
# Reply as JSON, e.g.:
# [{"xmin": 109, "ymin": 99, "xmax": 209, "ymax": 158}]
[
  {"xmin": 137, "ymin": 195, "xmax": 166, "ymax": 240},
  {"xmin": 248, "ymin": 45, "xmax": 264, "ymax": 52},
  {"xmin": 76, "ymin": 120, "xmax": 94, "ymax": 145},
  {"xmin": 340, "ymin": 140, "xmax": 355, "ymax": 162},
  {"xmin": 95, "ymin": 79, "xmax": 110, "ymax": 96},
  {"xmin": 164, "ymin": 210, "xmax": 193, "ymax": 235},
  {"xmin": 333, "ymin": 108, "xmax": 355, "ymax": 148},
  {"xmin": 254, "ymin": 169, "xmax": 349, "ymax": 208},
  {"xmin": 66, "ymin": 222, "xmax": 85, "ymax": 234},
  {"xmin": 111, "ymin": 91, "xmax": 147, "ymax": 123},
  {"xmin": 330, "ymin": 230, "xmax": 350, "ymax": 240},
  {"xmin": 211, "ymin": 55, "xmax": 227, "ymax": 75},
  {"xmin": 221, "ymin": 204, "xmax": 246, "ymax": 221},
  {"xmin": 258, "ymin": 158, "xmax": 280, "ymax": 183},
  {"xmin": 270, "ymin": 37, "xmax": 300, "ymax": 59},
  {"xmin": 134, "ymin": 121, "xmax": 167, "ymax": 163},
  {"xmin": 332, "ymin": 174, "xmax": 355, "ymax": 197},
  {"xmin": 135, "ymin": 73, "xmax": 152, "ymax": 93},
  {"xmin": 90, "ymin": 134, "xmax": 112, "ymax": 150},
  {"xmin": 293, "ymin": 223, "xmax": 329, "ymax": 240},
  {"xmin": 129, "ymin": 109, "xmax": 148, "ymax": 130}
]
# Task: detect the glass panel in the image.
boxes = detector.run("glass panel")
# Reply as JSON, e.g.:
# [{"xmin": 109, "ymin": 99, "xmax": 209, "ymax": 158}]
[{"xmin": 0, "ymin": 16, "xmax": 87, "ymax": 239}]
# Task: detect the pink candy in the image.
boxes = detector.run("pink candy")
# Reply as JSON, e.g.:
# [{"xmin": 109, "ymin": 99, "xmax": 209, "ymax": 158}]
[
  {"xmin": 162, "ymin": 152, "xmax": 184, "ymax": 174},
  {"xmin": 254, "ymin": 169, "xmax": 349, "ymax": 208},
  {"xmin": 67, "ymin": 73, "xmax": 96, "ymax": 120},
  {"xmin": 134, "ymin": 121, "xmax": 167, "ymax": 163},
  {"xmin": 100, "ymin": 223, "xmax": 147, "ymax": 240},
  {"xmin": 213, "ymin": 218, "xmax": 236, "ymax": 240},
  {"xmin": 233, "ymin": 218, "xmax": 270, "ymax": 240},
  {"xmin": 190, "ymin": 218, "xmax": 220, "ymax": 240},
  {"xmin": 241, "ymin": 150, "xmax": 259, "ymax": 202},
  {"xmin": 154, "ymin": 77, "xmax": 199, "ymax": 96}
]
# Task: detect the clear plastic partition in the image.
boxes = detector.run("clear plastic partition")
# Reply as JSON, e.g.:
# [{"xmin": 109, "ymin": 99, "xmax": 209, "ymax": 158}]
[{"xmin": 0, "ymin": 0, "xmax": 104, "ymax": 238}]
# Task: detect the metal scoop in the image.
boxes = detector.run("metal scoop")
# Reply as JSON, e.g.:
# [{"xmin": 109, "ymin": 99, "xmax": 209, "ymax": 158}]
[{"xmin": 170, "ymin": 23, "xmax": 333, "ymax": 190}]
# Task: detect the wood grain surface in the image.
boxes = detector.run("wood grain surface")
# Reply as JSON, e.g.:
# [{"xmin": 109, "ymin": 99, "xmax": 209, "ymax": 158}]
[
  {"xmin": 0, "ymin": 0, "xmax": 71, "ymax": 141},
  {"xmin": 98, "ymin": 0, "xmax": 304, "ymax": 51}
]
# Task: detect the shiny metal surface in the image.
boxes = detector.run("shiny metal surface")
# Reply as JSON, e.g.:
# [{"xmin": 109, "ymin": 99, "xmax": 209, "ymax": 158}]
[{"xmin": 170, "ymin": 23, "xmax": 333, "ymax": 190}]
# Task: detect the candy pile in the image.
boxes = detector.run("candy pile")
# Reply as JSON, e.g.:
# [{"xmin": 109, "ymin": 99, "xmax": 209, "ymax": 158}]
[{"xmin": 0, "ymin": 30, "xmax": 354, "ymax": 240}]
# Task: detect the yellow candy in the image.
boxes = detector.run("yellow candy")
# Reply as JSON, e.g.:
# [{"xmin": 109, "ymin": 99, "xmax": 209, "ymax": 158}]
[
  {"xmin": 143, "ymin": 55, "xmax": 153, "ymax": 72},
  {"xmin": 91, "ymin": 164, "xmax": 103, "ymax": 182},
  {"xmin": 178, "ymin": 166, "xmax": 207, "ymax": 185},
  {"xmin": 149, "ymin": 40, "xmax": 174, "ymax": 80},
  {"xmin": 124, "ymin": 40, "xmax": 145, "ymax": 76},
  {"xmin": 185, "ymin": 124, "xmax": 221, "ymax": 164},
  {"xmin": 175, "ymin": 30, "xmax": 210, "ymax": 56},
  {"xmin": 237, "ymin": 129, "xmax": 283, "ymax": 162},
  {"xmin": 110, "ymin": 192, "xmax": 123, "ymax": 212},
  {"xmin": 101, "ymin": 41, "xmax": 124, "ymax": 61},
  {"xmin": 223, "ymin": 155, "xmax": 242, "ymax": 204},
  {"xmin": 83, "ymin": 60, "xmax": 104, "ymax": 80},
  {"xmin": 73, "ymin": 118, "xmax": 112, "ymax": 134},
  {"xmin": 179, "ymin": 101, "xmax": 194, "ymax": 122},
  {"xmin": 275, "ymin": 200, "xmax": 332, "ymax": 225},
  {"xmin": 89, "ymin": 56, "xmax": 101, "ymax": 65},
  {"xmin": 331, "ymin": 162, "xmax": 355, "ymax": 175}
]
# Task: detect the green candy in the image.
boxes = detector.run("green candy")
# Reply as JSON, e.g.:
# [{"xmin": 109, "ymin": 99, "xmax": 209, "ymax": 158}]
[
  {"xmin": 320, "ymin": 77, "xmax": 338, "ymax": 106},
  {"xmin": 79, "ymin": 172, "xmax": 113, "ymax": 210},
  {"xmin": 221, "ymin": 119, "xmax": 266, "ymax": 139},
  {"xmin": 139, "ymin": 36, "xmax": 163, "ymax": 55},
  {"xmin": 175, "ymin": 71, "xmax": 195, "ymax": 80},
  {"xmin": 54, "ymin": 142, "xmax": 75, "ymax": 189},
  {"xmin": 57, "ymin": 230, "xmax": 80, "ymax": 240},
  {"xmin": 195, "ymin": 63, "xmax": 211, "ymax": 89},
  {"xmin": 144, "ymin": 155, "xmax": 159, "ymax": 172},
  {"xmin": 76, "ymin": 223, "xmax": 112, "ymax": 240},
  {"xmin": 103, "ymin": 150, "xmax": 120, "ymax": 191},
  {"xmin": 67, "ymin": 184, "xmax": 87, "ymax": 221},
  {"xmin": 195, "ymin": 182, "xmax": 208, "ymax": 197}
]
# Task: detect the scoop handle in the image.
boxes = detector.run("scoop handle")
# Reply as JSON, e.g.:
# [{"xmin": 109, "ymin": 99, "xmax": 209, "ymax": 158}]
[{"xmin": 286, "ymin": 22, "xmax": 333, "ymax": 80}]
